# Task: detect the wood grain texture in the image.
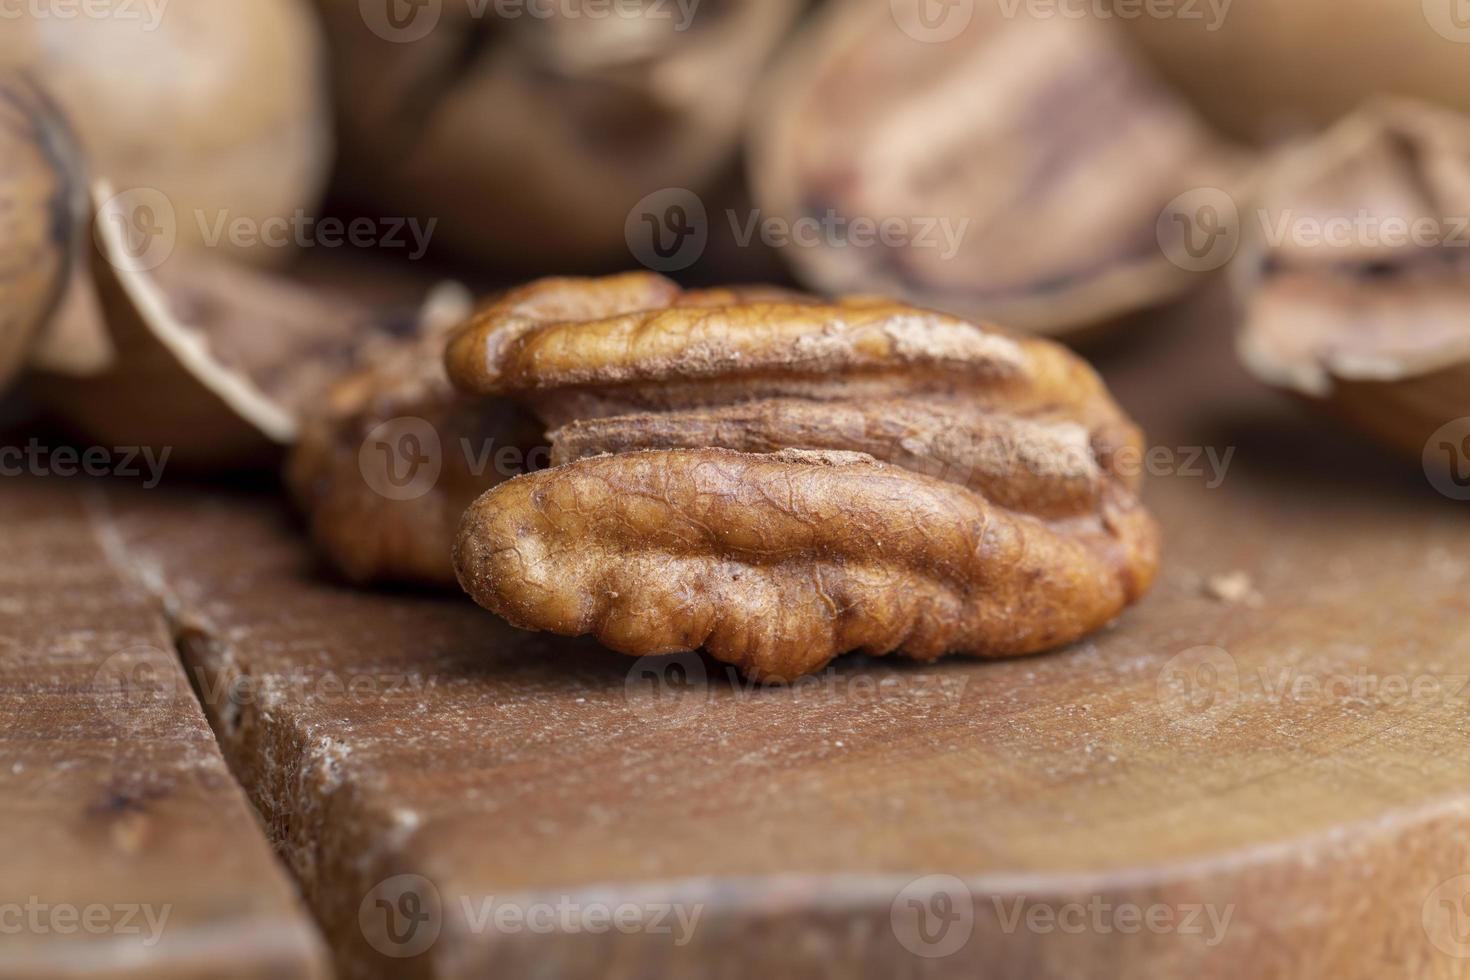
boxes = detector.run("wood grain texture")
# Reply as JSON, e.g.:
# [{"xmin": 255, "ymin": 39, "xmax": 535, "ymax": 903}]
[
  {"xmin": 0, "ymin": 482, "xmax": 330, "ymax": 979},
  {"xmin": 92, "ymin": 292, "xmax": 1470, "ymax": 979}
]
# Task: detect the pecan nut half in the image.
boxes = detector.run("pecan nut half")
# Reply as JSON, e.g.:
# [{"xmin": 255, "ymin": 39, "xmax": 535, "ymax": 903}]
[{"xmin": 449, "ymin": 273, "xmax": 1158, "ymax": 681}]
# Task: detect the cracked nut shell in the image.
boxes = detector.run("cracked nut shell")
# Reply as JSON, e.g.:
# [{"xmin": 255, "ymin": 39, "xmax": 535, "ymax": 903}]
[
  {"xmin": 449, "ymin": 273, "xmax": 1159, "ymax": 681},
  {"xmin": 1234, "ymin": 100, "xmax": 1470, "ymax": 461},
  {"xmin": 751, "ymin": 0, "xmax": 1236, "ymax": 337}
]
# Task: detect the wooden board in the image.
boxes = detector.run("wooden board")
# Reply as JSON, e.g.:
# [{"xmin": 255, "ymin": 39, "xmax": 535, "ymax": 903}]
[
  {"xmin": 81, "ymin": 291, "xmax": 1470, "ymax": 979},
  {"xmin": 0, "ymin": 482, "xmax": 330, "ymax": 980}
]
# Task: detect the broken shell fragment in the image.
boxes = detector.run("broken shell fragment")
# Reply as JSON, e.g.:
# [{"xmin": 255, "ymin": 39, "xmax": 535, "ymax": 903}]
[
  {"xmin": 33, "ymin": 184, "xmax": 472, "ymax": 469},
  {"xmin": 1234, "ymin": 100, "xmax": 1470, "ymax": 460},
  {"xmin": 750, "ymin": 0, "xmax": 1240, "ymax": 337}
]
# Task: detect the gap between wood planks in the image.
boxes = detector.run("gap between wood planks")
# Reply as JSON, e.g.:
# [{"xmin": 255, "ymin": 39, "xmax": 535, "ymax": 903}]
[{"xmin": 83, "ymin": 484, "xmax": 346, "ymax": 978}]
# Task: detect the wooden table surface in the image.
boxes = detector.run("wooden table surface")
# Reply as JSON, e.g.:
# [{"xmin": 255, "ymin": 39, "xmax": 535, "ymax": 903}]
[
  {"xmin": 0, "ymin": 484, "xmax": 329, "ymax": 979},
  {"xmin": 5, "ymin": 291, "xmax": 1470, "ymax": 978}
]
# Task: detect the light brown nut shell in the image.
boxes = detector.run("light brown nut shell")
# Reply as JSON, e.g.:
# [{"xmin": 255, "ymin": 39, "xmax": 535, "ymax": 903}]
[
  {"xmin": 749, "ymin": 0, "xmax": 1239, "ymax": 337},
  {"xmin": 0, "ymin": 0, "xmax": 331, "ymax": 266},
  {"xmin": 1234, "ymin": 100, "xmax": 1470, "ymax": 460},
  {"xmin": 1115, "ymin": 0, "xmax": 1470, "ymax": 145},
  {"xmin": 33, "ymin": 184, "xmax": 472, "ymax": 470},
  {"xmin": 450, "ymin": 273, "xmax": 1158, "ymax": 680}
]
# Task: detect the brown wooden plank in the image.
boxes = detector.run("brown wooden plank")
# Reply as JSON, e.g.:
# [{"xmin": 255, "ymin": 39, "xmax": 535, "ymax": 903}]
[
  {"xmin": 0, "ymin": 480, "xmax": 330, "ymax": 980},
  {"xmin": 102, "ymin": 294, "xmax": 1470, "ymax": 979}
]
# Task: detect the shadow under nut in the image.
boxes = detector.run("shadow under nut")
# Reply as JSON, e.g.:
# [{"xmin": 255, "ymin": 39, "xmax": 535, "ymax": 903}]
[{"xmin": 455, "ymin": 448, "xmax": 1159, "ymax": 682}]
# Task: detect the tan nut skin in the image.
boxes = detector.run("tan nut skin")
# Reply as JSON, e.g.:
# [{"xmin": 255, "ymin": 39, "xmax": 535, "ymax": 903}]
[{"xmin": 450, "ymin": 273, "xmax": 1158, "ymax": 681}]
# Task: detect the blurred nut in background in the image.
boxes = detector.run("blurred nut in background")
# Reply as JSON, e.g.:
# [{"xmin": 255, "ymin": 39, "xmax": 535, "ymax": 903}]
[
  {"xmin": 1235, "ymin": 100, "xmax": 1470, "ymax": 462},
  {"xmin": 313, "ymin": 0, "xmax": 800, "ymax": 269},
  {"xmin": 0, "ymin": 0, "xmax": 333, "ymax": 267},
  {"xmin": 0, "ymin": 73, "xmax": 84, "ymax": 393},
  {"xmin": 751, "ymin": 0, "xmax": 1241, "ymax": 338},
  {"xmin": 1116, "ymin": 0, "xmax": 1470, "ymax": 144}
]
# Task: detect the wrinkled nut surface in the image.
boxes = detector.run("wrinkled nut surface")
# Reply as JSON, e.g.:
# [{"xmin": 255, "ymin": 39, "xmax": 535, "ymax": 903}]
[
  {"xmin": 1235, "ymin": 100, "xmax": 1470, "ymax": 459},
  {"xmin": 449, "ymin": 273, "xmax": 1158, "ymax": 681}
]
